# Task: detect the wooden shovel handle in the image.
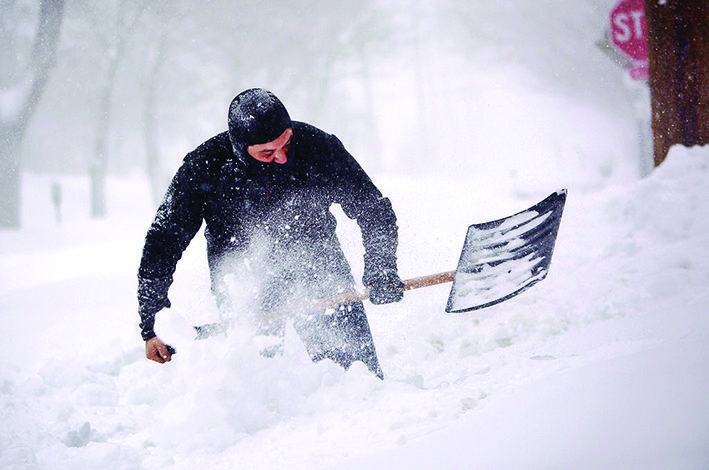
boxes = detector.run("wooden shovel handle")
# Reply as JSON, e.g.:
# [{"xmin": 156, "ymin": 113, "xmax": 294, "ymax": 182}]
[
  {"xmin": 316, "ymin": 271, "xmax": 456, "ymax": 309},
  {"xmin": 195, "ymin": 271, "xmax": 458, "ymax": 339},
  {"xmin": 403, "ymin": 271, "xmax": 456, "ymax": 291}
]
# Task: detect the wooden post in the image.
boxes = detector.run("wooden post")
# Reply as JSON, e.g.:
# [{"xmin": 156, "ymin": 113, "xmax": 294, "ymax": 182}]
[{"xmin": 645, "ymin": 0, "xmax": 709, "ymax": 167}]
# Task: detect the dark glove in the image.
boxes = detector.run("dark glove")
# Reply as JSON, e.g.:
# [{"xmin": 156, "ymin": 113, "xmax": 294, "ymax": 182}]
[{"xmin": 367, "ymin": 271, "xmax": 405, "ymax": 305}]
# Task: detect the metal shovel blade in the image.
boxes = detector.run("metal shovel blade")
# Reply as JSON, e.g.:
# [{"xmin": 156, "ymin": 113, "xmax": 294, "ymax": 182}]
[{"xmin": 445, "ymin": 189, "xmax": 567, "ymax": 313}]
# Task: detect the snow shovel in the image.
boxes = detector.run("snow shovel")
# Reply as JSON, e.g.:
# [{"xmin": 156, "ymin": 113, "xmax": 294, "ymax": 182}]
[{"xmin": 194, "ymin": 189, "xmax": 567, "ymax": 339}]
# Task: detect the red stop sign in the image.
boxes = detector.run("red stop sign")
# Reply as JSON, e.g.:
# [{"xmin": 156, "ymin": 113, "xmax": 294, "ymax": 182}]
[{"xmin": 610, "ymin": 0, "xmax": 648, "ymax": 62}]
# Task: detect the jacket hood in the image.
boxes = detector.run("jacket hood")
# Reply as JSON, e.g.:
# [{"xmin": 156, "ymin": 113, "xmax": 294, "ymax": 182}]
[
  {"xmin": 227, "ymin": 89, "xmax": 295, "ymax": 184},
  {"xmin": 228, "ymin": 88, "xmax": 292, "ymax": 155}
]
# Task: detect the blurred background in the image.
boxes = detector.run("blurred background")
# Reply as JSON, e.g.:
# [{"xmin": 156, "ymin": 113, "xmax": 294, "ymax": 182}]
[{"xmin": 2, "ymin": 0, "xmax": 644, "ymax": 227}]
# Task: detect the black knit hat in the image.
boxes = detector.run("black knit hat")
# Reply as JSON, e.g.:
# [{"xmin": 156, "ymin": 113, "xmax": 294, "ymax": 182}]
[{"xmin": 227, "ymin": 88, "xmax": 292, "ymax": 155}]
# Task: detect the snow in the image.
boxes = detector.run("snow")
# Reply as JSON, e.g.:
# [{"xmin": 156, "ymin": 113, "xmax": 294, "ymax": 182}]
[
  {"xmin": 447, "ymin": 200, "xmax": 561, "ymax": 312},
  {"xmin": 3, "ymin": 2, "xmax": 709, "ymax": 464},
  {"xmin": 2, "ymin": 144, "xmax": 708, "ymax": 469}
]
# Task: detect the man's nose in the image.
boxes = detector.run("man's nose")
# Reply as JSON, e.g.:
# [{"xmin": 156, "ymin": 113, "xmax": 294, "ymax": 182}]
[{"xmin": 274, "ymin": 149, "xmax": 288, "ymax": 164}]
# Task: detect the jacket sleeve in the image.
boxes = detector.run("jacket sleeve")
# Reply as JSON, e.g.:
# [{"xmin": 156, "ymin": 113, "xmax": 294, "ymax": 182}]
[
  {"xmin": 137, "ymin": 157, "xmax": 206, "ymax": 340},
  {"xmin": 329, "ymin": 136, "xmax": 400, "ymax": 288}
]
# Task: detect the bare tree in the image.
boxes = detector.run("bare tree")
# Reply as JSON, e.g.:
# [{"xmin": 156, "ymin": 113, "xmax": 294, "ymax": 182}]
[
  {"xmin": 82, "ymin": 0, "xmax": 147, "ymax": 218},
  {"xmin": 0, "ymin": 0, "xmax": 65, "ymax": 229},
  {"xmin": 142, "ymin": 28, "xmax": 170, "ymax": 207},
  {"xmin": 133, "ymin": 0, "xmax": 395, "ymax": 197}
]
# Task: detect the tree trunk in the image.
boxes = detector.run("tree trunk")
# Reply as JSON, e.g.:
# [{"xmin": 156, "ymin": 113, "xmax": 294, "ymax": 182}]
[
  {"xmin": 0, "ymin": 124, "xmax": 24, "ymax": 228},
  {"xmin": 89, "ymin": 1, "xmax": 148, "ymax": 218},
  {"xmin": 90, "ymin": 73, "xmax": 115, "ymax": 218},
  {"xmin": 646, "ymin": 0, "xmax": 709, "ymax": 166},
  {"xmin": 355, "ymin": 39, "xmax": 383, "ymax": 171},
  {"xmin": 144, "ymin": 31, "xmax": 169, "ymax": 207},
  {"xmin": 0, "ymin": 0, "xmax": 65, "ymax": 229},
  {"xmin": 90, "ymin": 34, "xmax": 124, "ymax": 219}
]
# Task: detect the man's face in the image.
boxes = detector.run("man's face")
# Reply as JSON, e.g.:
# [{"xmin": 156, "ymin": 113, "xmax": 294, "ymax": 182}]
[{"xmin": 247, "ymin": 128, "xmax": 293, "ymax": 164}]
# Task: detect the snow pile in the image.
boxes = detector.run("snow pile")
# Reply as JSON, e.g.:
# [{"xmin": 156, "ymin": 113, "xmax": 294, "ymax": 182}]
[
  {"xmin": 342, "ymin": 144, "xmax": 709, "ymax": 469},
  {"xmin": 1, "ymin": 145, "xmax": 708, "ymax": 469}
]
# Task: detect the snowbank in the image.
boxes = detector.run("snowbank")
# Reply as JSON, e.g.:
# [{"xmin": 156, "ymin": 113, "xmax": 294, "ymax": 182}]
[{"xmin": 1, "ymin": 145, "xmax": 708, "ymax": 469}]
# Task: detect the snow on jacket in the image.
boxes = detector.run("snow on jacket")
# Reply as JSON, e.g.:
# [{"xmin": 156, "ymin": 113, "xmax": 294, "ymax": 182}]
[{"xmin": 137, "ymin": 121, "xmax": 399, "ymax": 340}]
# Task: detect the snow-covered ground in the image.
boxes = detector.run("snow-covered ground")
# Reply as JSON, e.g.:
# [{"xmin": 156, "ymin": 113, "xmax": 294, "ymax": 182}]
[
  {"xmin": 2, "ymin": 1, "xmax": 709, "ymax": 464},
  {"xmin": 2, "ymin": 142, "xmax": 708, "ymax": 469}
]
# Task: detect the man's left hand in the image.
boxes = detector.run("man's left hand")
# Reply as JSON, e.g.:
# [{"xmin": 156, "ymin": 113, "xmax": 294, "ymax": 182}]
[{"xmin": 145, "ymin": 336, "xmax": 174, "ymax": 363}]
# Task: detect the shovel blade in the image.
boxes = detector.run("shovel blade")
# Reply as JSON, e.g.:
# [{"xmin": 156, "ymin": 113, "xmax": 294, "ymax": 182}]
[{"xmin": 446, "ymin": 189, "xmax": 567, "ymax": 313}]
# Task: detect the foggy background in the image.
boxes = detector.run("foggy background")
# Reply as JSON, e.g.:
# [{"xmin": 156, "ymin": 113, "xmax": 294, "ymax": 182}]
[{"xmin": 4, "ymin": 0, "xmax": 642, "ymax": 226}]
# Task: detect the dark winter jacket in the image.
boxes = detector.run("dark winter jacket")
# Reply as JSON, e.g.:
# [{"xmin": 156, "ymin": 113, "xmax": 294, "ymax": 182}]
[{"xmin": 138, "ymin": 121, "xmax": 399, "ymax": 340}]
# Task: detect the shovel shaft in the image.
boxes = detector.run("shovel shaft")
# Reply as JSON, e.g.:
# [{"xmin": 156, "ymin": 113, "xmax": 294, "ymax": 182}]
[
  {"xmin": 403, "ymin": 271, "xmax": 456, "ymax": 291},
  {"xmin": 288, "ymin": 271, "xmax": 456, "ymax": 312},
  {"xmin": 194, "ymin": 271, "xmax": 457, "ymax": 339},
  {"xmin": 315, "ymin": 271, "xmax": 456, "ymax": 309}
]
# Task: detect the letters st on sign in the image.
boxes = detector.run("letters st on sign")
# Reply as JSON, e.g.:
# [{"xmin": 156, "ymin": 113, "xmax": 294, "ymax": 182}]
[{"xmin": 610, "ymin": 0, "xmax": 648, "ymax": 79}]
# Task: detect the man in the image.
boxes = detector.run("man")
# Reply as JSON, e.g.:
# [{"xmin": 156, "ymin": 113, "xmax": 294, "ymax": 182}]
[{"xmin": 138, "ymin": 88, "xmax": 404, "ymax": 379}]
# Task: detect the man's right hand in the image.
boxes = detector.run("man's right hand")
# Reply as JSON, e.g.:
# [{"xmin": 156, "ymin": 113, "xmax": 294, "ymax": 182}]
[
  {"xmin": 145, "ymin": 336, "xmax": 174, "ymax": 363},
  {"xmin": 368, "ymin": 271, "xmax": 405, "ymax": 305}
]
